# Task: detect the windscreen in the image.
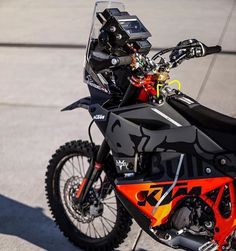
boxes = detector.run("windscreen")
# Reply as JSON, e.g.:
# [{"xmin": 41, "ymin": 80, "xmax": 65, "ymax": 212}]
[{"xmin": 85, "ymin": 1, "xmax": 125, "ymax": 61}]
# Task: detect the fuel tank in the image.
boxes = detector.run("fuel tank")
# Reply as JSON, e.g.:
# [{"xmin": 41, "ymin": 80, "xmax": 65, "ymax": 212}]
[{"xmin": 89, "ymin": 101, "xmax": 222, "ymax": 170}]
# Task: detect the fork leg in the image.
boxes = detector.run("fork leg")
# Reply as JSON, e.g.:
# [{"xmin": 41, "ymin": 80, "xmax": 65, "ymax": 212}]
[{"xmin": 75, "ymin": 140, "xmax": 110, "ymax": 204}]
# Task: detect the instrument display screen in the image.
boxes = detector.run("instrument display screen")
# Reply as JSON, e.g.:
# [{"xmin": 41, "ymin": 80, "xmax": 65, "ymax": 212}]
[{"xmin": 118, "ymin": 19, "xmax": 148, "ymax": 34}]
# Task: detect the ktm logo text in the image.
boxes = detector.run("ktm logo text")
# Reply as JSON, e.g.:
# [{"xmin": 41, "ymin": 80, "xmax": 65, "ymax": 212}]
[{"xmin": 137, "ymin": 183, "xmax": 201, "ymax": 207}]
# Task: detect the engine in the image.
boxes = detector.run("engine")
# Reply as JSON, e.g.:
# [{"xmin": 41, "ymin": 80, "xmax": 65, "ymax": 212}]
[{"xmin": 171, "ymin": 197, "xmax": 215, "ymax": 237}]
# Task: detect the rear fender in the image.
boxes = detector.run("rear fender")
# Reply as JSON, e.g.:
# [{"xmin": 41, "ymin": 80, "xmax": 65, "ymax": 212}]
[{"xmin": 61, "ymin": 97, "xmax": 91, "ymax": 111}]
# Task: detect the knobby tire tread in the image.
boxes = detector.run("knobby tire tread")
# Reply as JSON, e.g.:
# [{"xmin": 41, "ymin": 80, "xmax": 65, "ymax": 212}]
[{"xmin": 45, "ymin": 140, "xmax": 132, "ymax": 251}]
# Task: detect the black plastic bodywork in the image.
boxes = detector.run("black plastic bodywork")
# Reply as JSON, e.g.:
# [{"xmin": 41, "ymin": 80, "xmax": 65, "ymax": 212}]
[
  {"xmin": 62, "ymin": 94, "xmax": 236, "ymax": 179},
  {"xmin": 61, "ymin": 97, "xmax": 91, "ymax": 111},
  {"xmin": 168, "ymin": 94, "xmax": 236, "ymax": 151},
  {"xmin": 89, "ymin": 101, "xmax": 223, "ymax": 160}
]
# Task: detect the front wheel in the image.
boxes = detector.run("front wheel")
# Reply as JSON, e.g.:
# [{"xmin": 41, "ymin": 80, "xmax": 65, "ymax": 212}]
[{"xmin": 45, "ymin": 140, "xmax": 132, "ymax": 251}]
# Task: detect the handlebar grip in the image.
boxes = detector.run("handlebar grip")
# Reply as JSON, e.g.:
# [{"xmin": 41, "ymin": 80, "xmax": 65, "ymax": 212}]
[
  {"xmin": 204, "ymin": 45, "xmax": 222, "ymax": 56},
  {"xmin": 111, "ymin": 56, "xmax": 133, "ymax": 66}
]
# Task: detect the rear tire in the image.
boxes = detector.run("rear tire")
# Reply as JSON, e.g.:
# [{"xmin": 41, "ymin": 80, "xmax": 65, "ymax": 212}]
[{"xmin": 45, "ymin": 140, "xmax": 132, "ymax": 251}]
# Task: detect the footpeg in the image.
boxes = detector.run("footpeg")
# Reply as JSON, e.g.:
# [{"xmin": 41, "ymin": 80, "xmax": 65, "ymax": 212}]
[{"xmin": 198, "ymin": 241, "xmax": 218, "ymax": 251}]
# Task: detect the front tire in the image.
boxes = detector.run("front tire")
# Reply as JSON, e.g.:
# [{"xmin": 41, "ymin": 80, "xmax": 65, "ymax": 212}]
[{"xmin": 45, "ymin": 140, "xmax": 132, "ymax": 251}]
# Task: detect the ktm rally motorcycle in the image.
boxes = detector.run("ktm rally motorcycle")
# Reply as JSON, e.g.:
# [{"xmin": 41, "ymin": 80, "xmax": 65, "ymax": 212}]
[{"xmin": 45, "ymin": 2, "xmax": 236, "ymax": 251}]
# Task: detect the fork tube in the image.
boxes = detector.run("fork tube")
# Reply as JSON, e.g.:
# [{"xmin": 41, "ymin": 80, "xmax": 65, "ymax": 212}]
[
  {"xmin": 76, "ymin": 140, "xmax": 110, "ymax": 204},
  {"xmin": 119, "ymin": 84, "xmax": 140, "ymax": 107}
]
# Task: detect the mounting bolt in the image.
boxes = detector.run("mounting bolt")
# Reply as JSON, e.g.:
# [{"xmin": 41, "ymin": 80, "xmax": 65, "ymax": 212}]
[
  {"xmin": 220, "ymin": 158, "xmax": 227, "ymax": 165},
  {"xmin": 116, "ymin": 34, "xmax": 122, "ymax": 40},
  {"xmin": 205, "ymin": 167, "xmax": 212, "ymax": 174},
  {"xmin": 164, "ymin": 233, "xmax": 172, "ymax": 240},
  {"xmin": 111, "ymin": 58, "xmax": 119, "ymax": 66},
  {"xmin": 110, "ymin": 26, "xmax": 116, "ymax": 32}
]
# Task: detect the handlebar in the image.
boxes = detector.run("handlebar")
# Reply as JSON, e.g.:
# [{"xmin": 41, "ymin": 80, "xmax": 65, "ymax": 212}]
[
  {"xmin": 90, "ymin": 40, "xmax": 222, "ymax": 74},
  {"xmin": 203, "ymin": 45, "xmax": 222, "ymax": 56},
  {"xmin": 117, "ymin": 41, "xmax": 222, "ymax": 104},
  {"xmin": 111, "ymin": 55, "xmax": 133, "ymax": 66},
  {"xmin": 89, "ymin": 52, "xmax": 133, "ymax": 72},
  {"xmin": 168, "ymin": 40, "xmax": 222, "ymax": 69},
  {"xmin": 127, "ymin": 42, "xmax": 222, "ymax": 74}
]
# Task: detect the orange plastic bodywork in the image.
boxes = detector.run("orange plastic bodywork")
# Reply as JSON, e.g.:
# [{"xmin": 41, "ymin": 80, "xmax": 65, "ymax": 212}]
[{"xmin": 116, "ymin": 176, "xmax": 236, "ymax": 248}]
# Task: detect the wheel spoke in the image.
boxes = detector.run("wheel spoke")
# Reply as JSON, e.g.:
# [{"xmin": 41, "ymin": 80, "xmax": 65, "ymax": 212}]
[
  {"xmin": 100, "ymin": 217, "xmax": 108, "ymax": 236},
  {"xmin": 99, "ymin": 180, "xmax": 110, "ymax": 199},
  {"xmin": 64, "ymin": 162, "xmax": 74, "ymax": 176},
  {"xmin": 85, "ymin": 225, "xmax": 89, "ymax": 235},
  {"xmin": 103, "ymin": 202, "xmax": 117, "ymax": 211},
  {"xmin": 77, "ymin": 156, "xmax": 84, "ymax": 177},
  {"xmin": 103, "ymin": 203, "xmax": 117, "ymax": 217},
  {"xmin": 103, "ymin": 195, "xmax": 116, "ymax": 201},
  {"xmin": 81, "ymin": 156, "xmax": 86, "ymax": 177},
  {"xmin": 61, "ymin": 167, "xmax": 71, "ymax": 177},
  {"xmin": 75, "ymin": 160, "xmax": 83, "ymax": 176},
  {"xmin": 91, "ymin": 221, "xmax": 102, "ymax": 238},
  {"xmin": 69, "ymin": 157, "xmax": 82, "ymax": 177},
  {"xmin": 86, "ymin": 223, "xmax": 90, "ymax": 235},
  {"xmin": 88, "ymin": 223, "xmax": 92, "ymax": 237},
  {"xmin": 101, "ymin": 216, "xmax": 115, "ymax": 228},
  {"xmin": 68, "ymin": 159, "xmax": 75, "ymax": 176},
  {"xmin": 59, "ymin": 179, "xmax": 67, "ymax": 183}
]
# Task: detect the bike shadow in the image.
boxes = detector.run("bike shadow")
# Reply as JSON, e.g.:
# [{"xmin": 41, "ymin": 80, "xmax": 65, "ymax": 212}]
[
  {"xmin": 0, "ymin": 194, "xmax": 148, "ymax": 251},
  {"xmin": 0, "ymin": 194, "xmax": 80, "ymax": 251}
]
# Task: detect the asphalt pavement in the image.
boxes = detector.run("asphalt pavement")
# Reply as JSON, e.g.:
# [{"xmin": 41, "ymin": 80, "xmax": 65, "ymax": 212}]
[{"xmin": 0, "ymin": 1, "xmax": 235, "ymax": 251}]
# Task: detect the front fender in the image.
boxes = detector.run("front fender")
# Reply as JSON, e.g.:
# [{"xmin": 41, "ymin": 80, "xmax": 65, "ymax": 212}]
[{"xmin": 61, "ymin": 97, "xmax": 91, "ymax": 111}]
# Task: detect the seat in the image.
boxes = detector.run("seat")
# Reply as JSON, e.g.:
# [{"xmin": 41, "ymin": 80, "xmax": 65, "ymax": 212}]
[{"xmin": 169, "ymin": 96, "xmax": 236, "ymax": 151}]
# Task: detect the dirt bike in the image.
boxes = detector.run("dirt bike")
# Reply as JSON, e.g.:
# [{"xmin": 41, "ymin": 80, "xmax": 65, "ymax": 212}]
[{"xmin": 45, "ymin": 2, "xmax": 236, "ymax": 251}]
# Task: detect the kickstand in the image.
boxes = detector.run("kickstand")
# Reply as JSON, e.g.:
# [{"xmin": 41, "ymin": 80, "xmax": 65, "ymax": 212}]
[{"xmin": 131, "ymin": 229, "xmax": 143, "ymax": 251}]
